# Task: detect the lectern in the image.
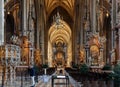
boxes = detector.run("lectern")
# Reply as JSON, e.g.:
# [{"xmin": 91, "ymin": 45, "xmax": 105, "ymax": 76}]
[{"xmin": 51, "ymin": 75, "xmax": 69, "ymax": 87}]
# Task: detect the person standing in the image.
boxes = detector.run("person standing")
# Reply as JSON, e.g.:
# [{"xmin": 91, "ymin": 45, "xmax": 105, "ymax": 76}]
[{"xmin": 29, "ymin": 65, "xmax": 35, "ymax": 87}]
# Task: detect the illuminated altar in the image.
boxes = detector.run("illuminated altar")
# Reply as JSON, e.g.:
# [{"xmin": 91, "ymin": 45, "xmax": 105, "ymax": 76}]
[
  {"xmin": 48, "ymin": 11, "xmax": 72, "ymax": 67},
  {"xmin": 84, "ymin": 33, "xmax": 106, "ymax": 67}
]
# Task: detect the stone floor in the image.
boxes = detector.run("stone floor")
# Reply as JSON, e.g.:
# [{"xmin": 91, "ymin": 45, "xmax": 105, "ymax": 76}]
[
  {"xmin": 1, "ymin": 76, "xmax": 75, "ymax": 87},
  {"xmin": 0, "ymin": 72, "xmax": 82, "ymax": 87},
  {"xmin": 1, "ymin": 76, "xmax": 32, "ymax": 87},
  {"xmin": 35, "ymin": 73, "xmax": 82, "ymax": 87},
  {"xmin": 35, "ymin": 78, "xmax": 73, "ymax": 87}
]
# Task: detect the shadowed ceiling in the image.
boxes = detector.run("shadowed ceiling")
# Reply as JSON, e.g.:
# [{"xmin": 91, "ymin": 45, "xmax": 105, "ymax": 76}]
[{"xmin": 45, "ymin": 0, "xmax": 75, "ymax": 18}]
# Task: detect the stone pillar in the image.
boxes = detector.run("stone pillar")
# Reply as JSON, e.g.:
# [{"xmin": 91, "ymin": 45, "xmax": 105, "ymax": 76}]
[
  {"xmin": 93, "ymin": 0, "xmax": 96, "ymax": 33},
  {"xmin": 74, "ymin": 1, "xmax": 80, "ymax": 64},
  {"xmin": 39, "ymin": 0, "xmax": 45, "ymax": 64},
  {"xmin": 116, "ymin": 0, "xmax": 120, "ymax": 63},
  {"xmin": 34, "ymin": 0, "xmax": 40, "ymax": 49},
  {"xmin": 91, "ymin": 0, "xmax": 96, "ymax": 33},
  {"xmin": 118, "ymin": 28, "xmax": 120, "ymax": 62},
  {"xmin": 34, "ymin": 0, "xmax": 41, "ymax": 66},
  {"xmin": 28, "ymin": 0, "xmax": 35, "ymax": 65},
  {"xmin": 99, "ymin": 47, "xmax": 104, "ymax": 66},
  {"xmin": 36, "ymin": 22, "xmax": 40, "ymax": 49},
  {"xmin": 80, "ymin": 0, "xmax": 84, "ymax": 46},
  {"xmin": 29, "ymin": 47, "xmax": 34, "ymax": 65},
  {"xmin": 21, "ymin": 0, "xmax": 27, "ymax": 36},
  {"xmin": 115, "ymin": 27, "xmax": 120, "ymax": 63},
  {"xmin": 76, "ymin": 4, "xmax": 80, "ymax": 64},
  {"xmin": 111, "ymin": 0, "xmax": 116, "ymax": 49},
  {"xmin": 35, "ymin": 0, "xmax": 45, "ymax": 64},
  {"xmin": 0, "ymin": 0, "xmax": 4, "ymax": 45},
  {"xmin": 86, "ymin": 47, "xmax": 89, "ymax": 65}
]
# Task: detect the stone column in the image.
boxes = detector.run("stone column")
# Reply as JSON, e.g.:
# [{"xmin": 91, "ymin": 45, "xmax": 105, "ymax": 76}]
[
  {"xmin": 21, "ymin": 0, "xmax": 27, "ymax": 36},
  {"xmin": 80, "ymin": 0, "xmax": 85, "ymax": 46},
  {"xmin": 116, "ymin": 0, "xmax": 120, "ymax": 63},
  {"xmin": 36, "ymin": 18, "xmax": 40, "ymax": 50},
  {"xmin": 93, "ymin": 0, "xmax": 96, "ymax": 33},
  {"xmin": 75, "ymin": 0, "xmax": 80, "ymax": 64},
  {"xmin": 114, "ymin": 27, "xmax": 120, "ymax": 63},
  {"xmin": 0, "ymin": 0, "xmax": 4, "ymax": 45},
  {"xmin": 76, "ymin": 0, "xmax": 85, "ymax": 64},
  {"xmin": 118, "ymin": 28, "xmax": 120, "ymax": 63},
  {"xmin": 111, "ymin": 0, "xmax": 115, "ymax": 49},
  {"xmin": 33, "ymin": 0, "xmax": 41, "ymax": 66},
  {"xmin": 91, "ymin": 0, "xmax": 96, "ymax": 33},
  {"xmin": 28, "ymin": 0, "xmax": 35, "ymax": 65},
  {"xmin": 29, "ymin": 47, "xmax": 34, "ymax": 65},
  {"xmin": 39, "ymin": 0, "xmax": 45, "ymax": 64},
  {"xmin": 85, "ymin": 46, "xmax": 89, "ymax": 65},
  {"xmin": 36, "ymin": 0, "xmax": 40, "ymax": 50},
  {"xmin": 100, "ymin": 47, "xmax": 104, "ymax": 66}
]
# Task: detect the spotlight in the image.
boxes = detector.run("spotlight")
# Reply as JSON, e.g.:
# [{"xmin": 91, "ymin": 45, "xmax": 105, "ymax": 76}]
[
  {"xmin": 7, "ymin": 11, "xmax": 10, "ymax": 15},
  {"xmin": 106, "ymin": 12, "xmax": 109, "ymax": 17}
]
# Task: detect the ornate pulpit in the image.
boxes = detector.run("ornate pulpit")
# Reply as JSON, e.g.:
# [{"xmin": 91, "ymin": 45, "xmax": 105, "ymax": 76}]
[{"xmin": 0, "ymin": 44, "xmax": 21, "ymax": 82}]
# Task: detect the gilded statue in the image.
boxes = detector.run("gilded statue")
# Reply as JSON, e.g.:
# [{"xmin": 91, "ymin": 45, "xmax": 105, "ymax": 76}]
[
  {"xmin": 90, "ymin": 45, "xmax": 99, "ymax": 65},
  {"xmin": 34, "ymin": 49, "xmax": 41, "ymax": 66},
  {"xmin": 79, "ymin": 50, "xmax": 85, "ymax": 63}
]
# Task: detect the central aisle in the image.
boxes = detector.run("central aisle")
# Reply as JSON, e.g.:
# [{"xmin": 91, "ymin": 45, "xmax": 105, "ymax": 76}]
[
  {"xmin": 35, "ymin": 77, "xmax": 73, "ymax": 87},
  {"xmin": 35, "ymin": 69, "xmax": 75, "ymax": 87},
  {"xmin": 35, "ymin": 67, "xmax": 82, "ymax": 87}
]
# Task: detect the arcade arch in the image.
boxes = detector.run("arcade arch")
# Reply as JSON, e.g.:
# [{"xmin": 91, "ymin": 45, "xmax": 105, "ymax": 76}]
[{"xmin": 48, "ymin": 20, "xmax": 72, "ymax": 67}]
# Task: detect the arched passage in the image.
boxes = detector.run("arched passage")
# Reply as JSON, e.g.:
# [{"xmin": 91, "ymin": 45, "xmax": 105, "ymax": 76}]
[{"xmin": 48, "ymin": 20, "xmax": 72, "ymax": 67}]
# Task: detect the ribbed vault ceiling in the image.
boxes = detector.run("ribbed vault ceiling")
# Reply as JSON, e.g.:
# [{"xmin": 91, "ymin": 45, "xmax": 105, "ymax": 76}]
[
  {"xmin": 45, "ymin": 0, "xmax": 74, "ymax": 17},
  {"xmin": 49, "ymin": 20, "xmax": 71, "ymax": 45}
]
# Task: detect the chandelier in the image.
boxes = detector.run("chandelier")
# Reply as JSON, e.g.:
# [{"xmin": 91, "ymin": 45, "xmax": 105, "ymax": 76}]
[{"xmin": 53, "ymin": 12, "xmax": 64, "ymax": 29}]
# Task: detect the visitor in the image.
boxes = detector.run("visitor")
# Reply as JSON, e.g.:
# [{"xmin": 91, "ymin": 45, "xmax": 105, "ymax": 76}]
[{"xmin": 29, "ymin": 65, "xmax": 35, "ymax": 87}]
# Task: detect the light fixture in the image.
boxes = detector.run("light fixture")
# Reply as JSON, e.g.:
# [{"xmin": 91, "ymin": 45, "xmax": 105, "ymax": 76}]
[
  {"xmin": 7, "ymin": 11, "xmax": 10, "ymax": 15},
  {"xmin": 106, "ymin": 12, "xmax": 109, "ymax": 17}
]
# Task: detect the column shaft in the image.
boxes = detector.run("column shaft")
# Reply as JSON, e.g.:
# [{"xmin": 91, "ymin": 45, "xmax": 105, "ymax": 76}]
[
  {"xmin": 34, "ymin": 0, "xmax": 40, "ymax": 49},
  {"xmin": 92, "ymin": 0, "xmax": 96, "ymax": 33},
  {"xmin": 22, "ymin": 0, "xmax": 27, "ymax": 36},
  {"xmin": 118, "ymin": 29, "xmax": 120, "ymax": 61},
  {"xmin": 39, "ymin": 0, "xmax": 45, "ymax": 64},
  {"xmin": 111, "ymin": 0, "xmax": 116, "ymax": 49},
  {"xmin": 0, "ymin": 0, "xmax": 4, "ymax": 45}
]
